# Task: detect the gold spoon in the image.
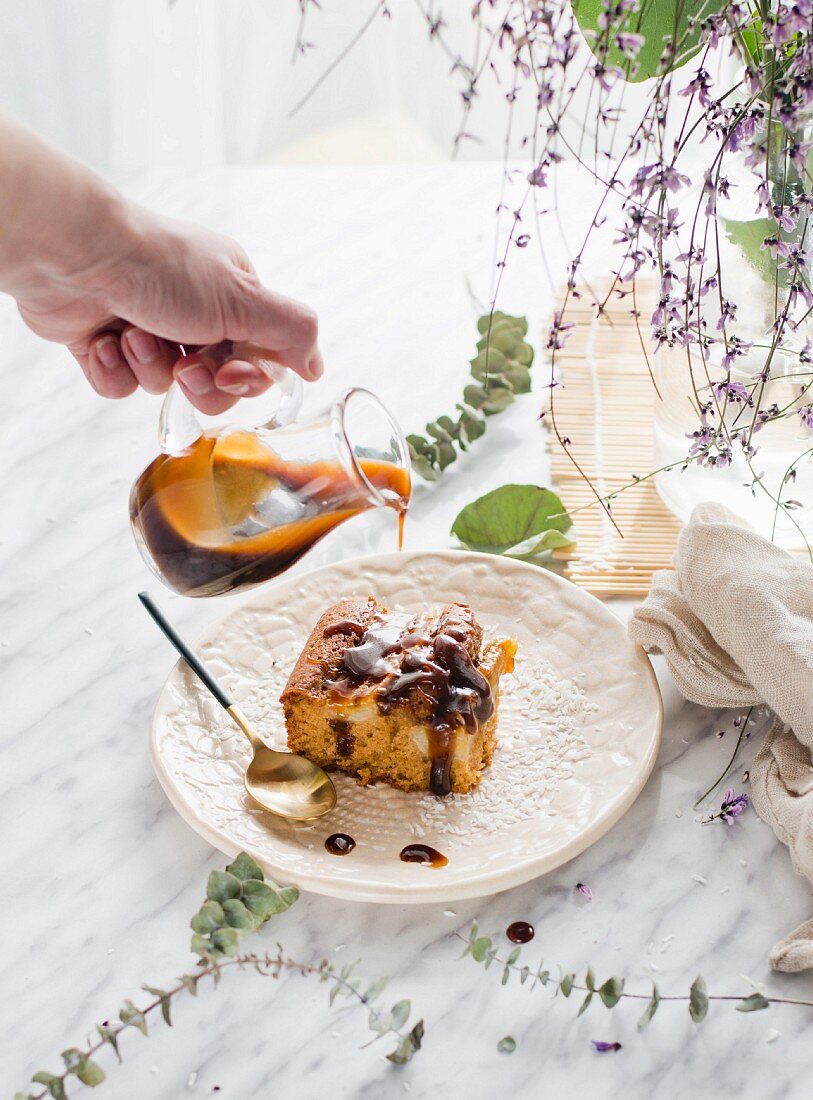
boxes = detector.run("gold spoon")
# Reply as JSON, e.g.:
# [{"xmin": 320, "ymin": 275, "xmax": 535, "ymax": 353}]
[{"xmin": 139, "ymin": 592, "xmax": 337, "ymax": 821}]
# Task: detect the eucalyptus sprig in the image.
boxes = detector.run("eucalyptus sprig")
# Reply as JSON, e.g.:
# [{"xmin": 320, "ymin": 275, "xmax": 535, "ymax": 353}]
[
  {"xmin": 20, "ymin": 853, "xmax": 422, "ymax": 1099},
  {"xmin": 458, "ymin": 922, "xmax": 813, "ymax": 1038},
  {"xmin": 407, "ymin": 311, "xmax": 535, "ymax": 480}
]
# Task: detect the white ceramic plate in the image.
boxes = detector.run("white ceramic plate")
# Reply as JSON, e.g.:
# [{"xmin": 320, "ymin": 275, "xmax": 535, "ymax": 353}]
[{"xmin": 150, "ymin": 551, "xmax": 662, "ymax": 903}]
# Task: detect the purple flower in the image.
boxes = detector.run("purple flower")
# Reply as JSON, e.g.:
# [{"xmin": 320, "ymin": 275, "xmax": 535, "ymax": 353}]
[
  {"xmin": 713, "ymin": 380, "xmax": 751, "ymax": 404},
  {"xmin": 718, "ymin": 789, "xmax": 749, "ymax": 825},
  {"xmin": 576, "ymin": 882, "xmax": 593, "ymax": 901},
  {"xmin": 798, "ymin": 405, "xmax": 813, "ymax": 429},
  {"xmin": 592, "ymin": 1040, "xmax": 622, "ymax": 1053}
]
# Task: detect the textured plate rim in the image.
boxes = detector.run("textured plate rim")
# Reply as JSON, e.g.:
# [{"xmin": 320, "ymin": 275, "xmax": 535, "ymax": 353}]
[{"xmin": 149, "ymin": 550, "xmax": 663, "ymax": 904}]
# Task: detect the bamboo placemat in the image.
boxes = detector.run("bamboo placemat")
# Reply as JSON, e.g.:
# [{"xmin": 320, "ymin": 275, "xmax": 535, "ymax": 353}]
[{"xmin": 547, "ymin": 293, "xmax": 682, "ymax": 598}]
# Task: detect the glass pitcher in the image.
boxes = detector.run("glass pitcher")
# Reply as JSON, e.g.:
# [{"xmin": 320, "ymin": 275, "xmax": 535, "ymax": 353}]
[{"xmin": 130, "ymin": 341, "xmax": 411, "ymax": 597}]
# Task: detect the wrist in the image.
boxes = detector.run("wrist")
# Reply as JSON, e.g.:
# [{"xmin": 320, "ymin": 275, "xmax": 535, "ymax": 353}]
[{"xmin": 0, "ymin": 117, "xmax": 134, "ymax": 298}]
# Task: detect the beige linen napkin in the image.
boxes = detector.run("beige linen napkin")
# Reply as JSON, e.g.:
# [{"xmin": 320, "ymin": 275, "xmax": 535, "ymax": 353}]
[{"xmin": 628, "ymin": 502, "xmax": 813, "ymax": 970}]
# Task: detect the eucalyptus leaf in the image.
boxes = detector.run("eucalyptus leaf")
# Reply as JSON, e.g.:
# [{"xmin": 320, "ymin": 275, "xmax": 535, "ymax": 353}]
[
  {"xmin": 638, "ymin": 983, "xmax": 660, "ymax": 1030},
  {"xmin": 31, "ymin": 1074, "xmax": 67, "ymax": 1100},
  {"xmin": 212, "ymin": 926, "xmax": 240, "ymax": 956},
  {"xmin": 409, "ymin": 312, "xmax": 534, "ymax": 478},
  {"xmin": 689, "ymin": 976, "xmax": 709, "ymax": 1023},
  {"xmin": 241, "ymin": 879, "xmax": 299, "ymax": 923},
  {"xmin": 143, "ymin": 986, "xmax": 173, "ymax": 1027},
  {"xmin": 577, "ymin": 991, "xmax": 593, "ymax": 1016},
  {"xmin": 190, "ymin": 900, "xmax": 225, "ymax": 935},
  {"xmin": 497, "ymin": 1035, "xmax": 517, "ymax": 1053},
  {"xmin": 390, "ymin": 1000, "xmax": 411, "ymax": 1029},
  {"xmin": 119, "ymin": 999, "xmax": 148, "ymax": 1036},
  {"xmin": 96, "ymin": 1024, "xmax": 121, "ymax": 1061},
  {"xmin": 206, "ymin": 869, "xmax": 242, "ymax": 905},
  {"xmin": 190, "ymin": 933, "xmax": 211, "ymax": 958},
  {"xmin": 598, "ymin": 977, "xmax": 625, "ymax": 1008},
  {"xmin": 451, "ymin": 484, "xmax": 573, "ymax": 557},
  {"xmin": 736, "ymin": 992, "xmax": 770, "ymax": 1012},
  {"xmin": 226, "ymin": 852, "xmax": 265, "ymax": 883},
  {"xmin": 471, "ymin": 936, "xmax": 493, "ymax": 963},
  {"xmin": 222, "ymin": 898, "xmax": 256, "ymax": 931},
  {"xmin": 560, "ymin": 973, "xmax": 575, "ymax": 998}
]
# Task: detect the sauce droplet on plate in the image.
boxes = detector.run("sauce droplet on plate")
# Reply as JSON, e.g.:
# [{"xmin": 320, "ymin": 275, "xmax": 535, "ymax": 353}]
[
  {"xmin": 325, "ymin": 833, "xmax": 356, "ymax": 855},
  {"xmin": 399, "ymin": 843, "xmax": 448, "ymax": 868},
  {"xmin": 506, "ymin": 920, "xmax": 535, "ymax": 944}
]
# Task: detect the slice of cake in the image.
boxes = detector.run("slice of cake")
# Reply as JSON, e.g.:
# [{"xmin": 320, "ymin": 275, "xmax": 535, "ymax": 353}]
[{"xmin": 280, "ymin": 597, "xmax": 516, "ymax": 796}]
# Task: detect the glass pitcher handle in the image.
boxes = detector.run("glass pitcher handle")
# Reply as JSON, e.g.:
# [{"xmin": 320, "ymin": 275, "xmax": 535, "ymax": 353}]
[{"xmin": 158, "ymin": 343, "xmax": 304, "ymax": 455}]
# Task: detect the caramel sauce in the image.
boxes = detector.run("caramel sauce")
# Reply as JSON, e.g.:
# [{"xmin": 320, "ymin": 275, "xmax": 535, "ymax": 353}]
[
  {"xmin": 130, "ymin": 431, "xmax": 410, "ymax": 597},
  {"xmin": 325, "ymin": 833, "xmax": 356, "ymax": 855},
  {"xmin": 399, "ymin": 843, "xmax": 448, "ymax": 867},
  {"xmin": 506, "ymin": 920, "xmax": 535, "ymax": 944},
  {"xmin": 327, "ymin": 603, "xmax": 505, "ymax": 796}
]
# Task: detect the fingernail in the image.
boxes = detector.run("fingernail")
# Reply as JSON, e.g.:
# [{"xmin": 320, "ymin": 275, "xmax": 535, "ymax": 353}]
[
  {"xmin": 219, "ymin": 382, "xmax": 251, "ymax": 396},
  {"xmin": 178, "ymin": 365, "xmax": 214, "ymax": 395},
  {"xmin": 126, "ymin": 329, "xmax": 159, "ymax": 365},
  {"xmin": 96, "ymin": 336, "xmax": 122, "ymax": 370}
]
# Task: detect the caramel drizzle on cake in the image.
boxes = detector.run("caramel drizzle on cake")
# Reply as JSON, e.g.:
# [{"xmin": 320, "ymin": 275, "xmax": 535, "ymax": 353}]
[
  {"xmin": 281, "ymin": 596, "xmax": 515, "ymax": 798},
  {"xmin": 325, "ymin": 602, "xmax": 503, "ymax": 796}
]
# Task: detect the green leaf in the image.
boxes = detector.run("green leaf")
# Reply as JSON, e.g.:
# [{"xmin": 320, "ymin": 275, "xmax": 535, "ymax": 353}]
[
  {"xmin": 723, "ymin": 217, "xmax": 784, "ymax": 286},
  {"xmin": 577, "ymin": 991, "xmax": 593, "ymax": 1016},
  {"xmin": 409, "ymin": 453, "xmax": 439, "ymax": 481},
  {"xmin": 426, "ymin": 419, "xmax": 454, "ymax": 443},
  {"xmin": 571, "ymin": 0, "xmax": 712, "ymax": 82},
  {"xmin": 638, "ymin": 983, "xmax": 660, "ymax": 1030},
  {"xmin": 96, "ymin": 1024, "xmax": 121, "ymax": 1061},
  {"xmin": 503, "ymin": 362, "xmax": 532, "ymax": 394},
  {"xmin": 689, "ymin": 976, "xmax": 709, "ymax": 1023},
  {"xmin": 585, "ymin": 967, "xmax": 596, "ymax": 992},
  {"xmin": 507, "ymin": 947, "xmax": 521, "ymax": 966},
  {"xmin": 386, "ymin": 1020, "xmax": 425, "ymax": 1065},
  {"xmin": 212, "ymin": 926, "xmax": 240, "ymax": 956},
  {"xmin": 362, "ymin": 977, "xmax": 388, "ymax": 1004},
  {"xmin": 497, "ymin": 1035, "xmax": 517, "ymax": 1053},
  {"xmin": 119, "ymin": 999, "xmax": 148, "ymax": 1036},
  {"xmin": 190, "ymin": 899, "xmax": 226, "ymax": 934},
  {"xmin": 436, "ymin": 440, "xmax": 457, "ymax": 470},
  {"xmin": 190, "ymin": 933, "xmax": 211, "ymax": 958},
  {"xmin": 180, "ymin": 973, "xmax": 200, "ymax": 996},
  {"xmin": 451, "ymin": 484, "xmax": 573, "ymax": 557},
  {"xmin": 560, "ymin": 973, "xmax": 575, "ymax": 998},
  {"xmin": 31, "ymin": 1074, "xmax": 67, "ymax": 1100},
  {"xmin": 736, "ymin": 992, "xmax": 770, "ymax": 1013},
  {"xmin": 598, "ymin": 977, "xmax": 625, "ymax": 1008},
  {"xmin": 77, "ymin": 1061, "xmax": 105, "ymax": 1087},
  {"xmin": 390, "ymin": 1000, "xmax": 411, "ymax": 1029},
  {"xmin": 463, "ymin": 383, "xmax": 488, "ymax": 409},
  {"xmin": 143, "ymin": 986, "xmax": 173, "ymax": 1027},
  {"xmin": 470, "ymin": 936, "xmax": 493, "ymax": 963},
  {"xmin": 241, "ymin": 879, "xmax": 299, "ymax": 924},
  {"xmin": 222, "ymin": 898, "xmax": 256, "ymax": 931},
  {"xmin": 226, "ymin": 852, "xmax": 265, "ymax": 882},
  {"xmin": 15, "ymin": 1093, "xmax": 36, "ymax": 1099},
  {"xmin": 470, "ymin": 347, "xmax": 507, "ymax": 380},
  {"xmin": 206, "ymin": 869, "xmax": 242, "ymax": 905},
  {"xmin": 481, "ymin": 386, "xmax": 515, "ymax": 416}
]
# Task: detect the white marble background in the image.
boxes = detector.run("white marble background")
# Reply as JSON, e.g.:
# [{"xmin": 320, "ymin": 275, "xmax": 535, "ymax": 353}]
[{"xmin": 2, "ymin": 164, "xmax": 812, "ymax": 1099}]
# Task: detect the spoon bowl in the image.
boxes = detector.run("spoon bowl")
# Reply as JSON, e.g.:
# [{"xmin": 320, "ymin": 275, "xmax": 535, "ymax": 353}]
[{"xmin": 227, "ymin": 704, "xmax": 337, "ymax": 820}]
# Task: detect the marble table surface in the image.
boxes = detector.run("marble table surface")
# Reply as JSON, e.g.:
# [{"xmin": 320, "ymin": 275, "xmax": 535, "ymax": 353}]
[{"xmin": 2, "ymin": 163, "xmax": 812, "ymax": 1100}]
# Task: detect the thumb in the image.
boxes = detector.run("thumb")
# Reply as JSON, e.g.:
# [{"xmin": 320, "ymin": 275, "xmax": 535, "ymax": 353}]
[{"xmin": 231, "ymin": 282, "xmax": 322, "ymax": 381}]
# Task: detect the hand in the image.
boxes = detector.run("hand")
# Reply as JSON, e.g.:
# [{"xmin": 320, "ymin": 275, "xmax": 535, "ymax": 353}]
[{"xmin": 13, "ymin": 201, "xmax": 323, "ymax": 415}]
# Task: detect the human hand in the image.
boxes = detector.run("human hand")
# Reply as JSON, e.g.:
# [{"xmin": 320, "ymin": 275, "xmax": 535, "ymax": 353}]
[{"xmin": 12, "ymin": 199, "xmax": 323, "ymax": 414}]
